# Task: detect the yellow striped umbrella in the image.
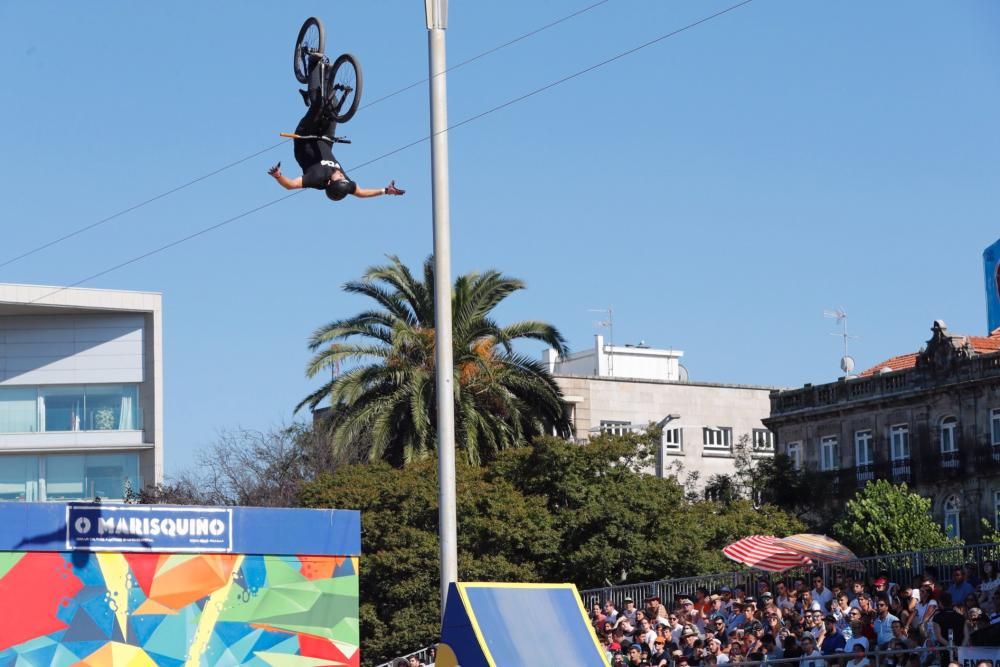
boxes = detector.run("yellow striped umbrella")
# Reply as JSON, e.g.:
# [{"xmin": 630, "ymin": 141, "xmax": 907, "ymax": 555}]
[{"xmin": 776, "ymin": 534, "xmax": 857, "ymax": 563}]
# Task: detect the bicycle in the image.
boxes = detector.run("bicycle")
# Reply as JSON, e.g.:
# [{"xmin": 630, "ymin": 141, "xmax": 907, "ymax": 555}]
[{"xmin": 293, "ymin": 16, "xmax": 363, "ymax": 124}]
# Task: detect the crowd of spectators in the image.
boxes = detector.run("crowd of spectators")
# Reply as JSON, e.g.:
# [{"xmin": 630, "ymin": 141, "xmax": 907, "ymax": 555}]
[{"xmin": 588, "ymin": 563, "xmax": 1000, "ymax": 667}]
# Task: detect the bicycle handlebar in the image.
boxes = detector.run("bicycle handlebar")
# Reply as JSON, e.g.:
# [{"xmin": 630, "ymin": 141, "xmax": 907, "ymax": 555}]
[{"xmin": 279, "ymin": 132, "xmax": 350, "ymax": 144}]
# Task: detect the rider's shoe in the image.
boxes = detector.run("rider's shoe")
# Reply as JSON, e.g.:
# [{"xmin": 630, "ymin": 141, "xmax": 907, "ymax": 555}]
[{"xmin": 299, "ymin": 88, "xmax": 311, "ymax": 107}]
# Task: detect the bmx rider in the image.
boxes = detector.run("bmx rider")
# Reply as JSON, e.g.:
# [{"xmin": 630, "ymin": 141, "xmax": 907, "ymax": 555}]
[{"xmin": 268, "ymin": 58, "xmax": 404, "ymax": 201}]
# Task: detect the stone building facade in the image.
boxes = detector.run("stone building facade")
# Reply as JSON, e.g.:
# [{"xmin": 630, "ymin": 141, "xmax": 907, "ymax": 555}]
[
  {"xmin": 764, "ymin": 321, "xmax": 1000, "ymax": 542},
  {"xmin": 545, "ymin": 335, "xmax": 775, "ymax": 490}
]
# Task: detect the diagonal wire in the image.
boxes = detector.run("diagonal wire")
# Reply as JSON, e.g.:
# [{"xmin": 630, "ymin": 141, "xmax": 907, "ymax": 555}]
[
  {"xmin": 1, "ymin": 0, "xmax": 612, "ymax": 273},
  {"xmin": 0, "ymin": 141, "xmax": 288, "ymax": 271},
  {"xmin": 28, "ymin": 0, "xmax": 753, "ymax": 306}
]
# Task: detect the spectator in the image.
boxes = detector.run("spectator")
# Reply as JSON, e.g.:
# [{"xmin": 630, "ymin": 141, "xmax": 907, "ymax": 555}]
[
  {"xmin": 624, "ymin": 597, "xmax": 639, "ymax": 624},
  {"xmin": 947, "ymin": 569, "xmax": 974, "ymax": 607},
  {"xmin": 407, "ymin": 657, "xmax": 423, "ymax": 667},
  {"xmin": 627, "ymin": 643, "xmax": 644, "ymax": 666},
  {"xmin": 820, "ymin": 615, "xmax": 846, "ymax": 654},
  {"xmin": 846, "ymin": 642, "xmax": 870, "ymax": 667},
  {"xmin": 932, "ymin": 592, "xmax": 966, "ymax": 646},
  {"xmin": 812, "ymin": 575, "xmax": 834, "ymax": 611},
  {"xmin": 873, "ymin": 596, "xmax": 900, "ymax": 649},
  {"xmin": 978, "ymin": 561, "xmax": 1000, "ymax": 609},
  {"xmin": 775, "ymin": 581, "xmax": 792, "ymax": 610},
  {"xmin": 647, "ymin": 595, "xmax": 670, "ymax": 621},
  {"xmin": 706, "ymin": 637, "xmax": 728, "ymax": 665},
  {"xmin": 605, "ymin": 599, "xmax": 621, "ymax": 624},
  {"xmin": 799, "ymin": 636, "xmax": 823, "ymax": 667}
]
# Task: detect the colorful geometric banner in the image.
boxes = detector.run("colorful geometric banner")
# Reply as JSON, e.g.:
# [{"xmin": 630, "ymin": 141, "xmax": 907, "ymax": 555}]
[{"xmin": 0, "ymin": 504, "xmax": 360, "ymax": 666}]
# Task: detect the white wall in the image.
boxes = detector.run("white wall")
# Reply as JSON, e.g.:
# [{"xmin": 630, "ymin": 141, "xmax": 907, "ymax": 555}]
[{"xmin": 0, "ymin": 314, "xmax": 144, "ymax": 385}]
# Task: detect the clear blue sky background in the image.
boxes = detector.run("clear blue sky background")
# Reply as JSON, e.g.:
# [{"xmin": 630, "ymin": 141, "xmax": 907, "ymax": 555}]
[{"xmin": 1, "ymin": 1, "xmax": 997, "ymax": 475}]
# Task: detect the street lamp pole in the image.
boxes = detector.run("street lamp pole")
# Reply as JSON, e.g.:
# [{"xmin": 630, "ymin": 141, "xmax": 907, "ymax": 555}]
[{"xmin": 424, "ymin": 0, "xmax": 458, "ymax": 617}]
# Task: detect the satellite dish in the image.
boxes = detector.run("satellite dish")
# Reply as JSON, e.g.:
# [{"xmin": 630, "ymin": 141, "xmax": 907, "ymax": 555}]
[{"xmin": 841, "ymin": 355, "xmax": 855, "ymax": 374}]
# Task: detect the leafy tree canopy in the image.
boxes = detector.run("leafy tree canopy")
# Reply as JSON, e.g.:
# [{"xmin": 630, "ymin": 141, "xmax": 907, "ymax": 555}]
[{"xmin": 832, "ymin": 479, "xmax": 959, "ymax": 556}]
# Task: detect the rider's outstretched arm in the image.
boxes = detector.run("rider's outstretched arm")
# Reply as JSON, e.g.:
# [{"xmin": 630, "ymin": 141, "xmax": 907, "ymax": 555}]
[
  {"xmin": 352, "ymin": 180, "xmax": 406, "ymax": 199},
  {"xmin": 268, "ymin": 163, "xmax": 303, "ymax": 190}
]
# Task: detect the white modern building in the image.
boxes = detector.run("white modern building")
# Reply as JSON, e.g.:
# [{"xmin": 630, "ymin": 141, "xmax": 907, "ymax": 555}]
[
  {"xmin": 545, "ymin": 335, "xmax": 775, "ymax": 489},
  {"xmin": 0, "ymin": 284, "xmax": 163, "ymax": 501}
]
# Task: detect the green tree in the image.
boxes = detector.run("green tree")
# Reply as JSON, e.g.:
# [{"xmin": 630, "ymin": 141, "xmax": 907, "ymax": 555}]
[
  {"xmin": 489, "ymin": 431, "xmax": 805, "ymax": 588},
  {"xmin": 299, "ymin": 459, "xmax": 559, "ymax": 666},
  {"xmin": 833, "ymin": 479, "xmax": 959, "ymax": 555},
  {"xmin": 298, "ymin": 255, "xmax": 571, "ymax": 466}
]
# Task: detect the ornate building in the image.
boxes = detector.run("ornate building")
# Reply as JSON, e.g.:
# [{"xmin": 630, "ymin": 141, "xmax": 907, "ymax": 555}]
[{"xmin": 764, "ymin": 320, "xmax": 1000, "ymax": 542}]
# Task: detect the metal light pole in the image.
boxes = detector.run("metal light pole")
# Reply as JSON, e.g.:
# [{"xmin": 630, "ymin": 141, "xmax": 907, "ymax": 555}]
[{"xmin": 424, "ymin": 0, "xmax": 457, "ymax": 617}]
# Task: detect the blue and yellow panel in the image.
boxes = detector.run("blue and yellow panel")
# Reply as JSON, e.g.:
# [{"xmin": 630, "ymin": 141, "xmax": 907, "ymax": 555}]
[
  {"xmin": 984, "ymin": 237, "xmax": 1000, "ymax": 334},
  {"xmin": 438, "ymin": 582, "xmax": 608, "ymax": 667}
]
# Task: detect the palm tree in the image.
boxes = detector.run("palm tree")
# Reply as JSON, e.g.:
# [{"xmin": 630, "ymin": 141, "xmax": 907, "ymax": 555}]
[{"xmin": 298, "ymin": 255, "xmax": 572, "ymax": 466}]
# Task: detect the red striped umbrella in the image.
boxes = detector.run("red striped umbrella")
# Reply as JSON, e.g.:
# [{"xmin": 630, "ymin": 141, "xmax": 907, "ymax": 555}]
[{"xmin": 723, "ymin": 535, "xmax": 813, "ymax": 573}]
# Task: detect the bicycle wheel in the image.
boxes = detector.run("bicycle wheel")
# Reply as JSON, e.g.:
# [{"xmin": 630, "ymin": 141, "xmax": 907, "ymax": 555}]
[
  {"xmin": 294, "ymin": 17, "xmax": 325, "ymax": 84},
  {"xmin": 327, "ymin": 53, "xmax": 363, "ymax": 123}
]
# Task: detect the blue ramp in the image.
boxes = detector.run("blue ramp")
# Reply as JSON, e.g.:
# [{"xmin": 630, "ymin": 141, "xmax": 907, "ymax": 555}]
[{"xmin": 438, "ymin": 582, "xmax": 609, "ymax": 667}]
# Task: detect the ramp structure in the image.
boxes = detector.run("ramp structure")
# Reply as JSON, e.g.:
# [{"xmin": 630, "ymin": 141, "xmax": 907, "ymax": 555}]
[
  {"xmin": 0, "ymin": 502, "xmax": 360, "ymax": 666},
  {"xmin": 437, "ymin": 582, "xmax": 608, "ymax": 667}
]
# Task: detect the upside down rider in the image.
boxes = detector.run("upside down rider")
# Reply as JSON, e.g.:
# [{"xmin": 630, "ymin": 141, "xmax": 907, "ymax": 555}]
[{"xmin": 268, "ymin": 55, "xmax": 404, "ymax": 201}]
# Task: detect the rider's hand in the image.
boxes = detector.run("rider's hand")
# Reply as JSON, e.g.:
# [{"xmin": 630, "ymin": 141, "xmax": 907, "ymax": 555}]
[
  {"xmin": 384, "ymin": 180, "xmax": 405, "ymax": 196},
  {"xmin": 268, "ymin": 162, "xmax": 282, "ymax": 178}
]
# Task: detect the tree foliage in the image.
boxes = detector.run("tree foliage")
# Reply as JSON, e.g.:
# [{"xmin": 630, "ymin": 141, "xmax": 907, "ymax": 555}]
[
  {"xmin": 832, "ymin": 479, "xmax": 959, "ymax": 556},
  {"xmin": 299, "ymin": 255, "xmax": 571, "ymax": 466}
]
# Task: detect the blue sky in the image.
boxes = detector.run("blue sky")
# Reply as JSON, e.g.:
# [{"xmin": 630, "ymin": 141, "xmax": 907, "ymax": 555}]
[{"xmin": 1, "ymin": 1, "xmax": 997, "ymax": 474}]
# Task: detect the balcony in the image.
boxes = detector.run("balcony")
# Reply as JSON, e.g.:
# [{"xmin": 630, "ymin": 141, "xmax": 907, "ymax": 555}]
[{"xmin": 890, "ymin": 459, "xmax": 912, "ymax": 484}]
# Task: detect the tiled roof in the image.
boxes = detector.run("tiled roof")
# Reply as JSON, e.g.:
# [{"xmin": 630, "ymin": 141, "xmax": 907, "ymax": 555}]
[
  {"xmin": 858, "ymin": 353, "xmax": 919, "ymax": 377},
  {"xmin": 858, "ymin": 330, "xmax": 1000, "ymax": 377}
]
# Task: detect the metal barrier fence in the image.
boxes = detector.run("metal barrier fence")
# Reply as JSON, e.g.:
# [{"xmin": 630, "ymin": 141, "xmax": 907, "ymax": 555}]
[
  {"xmin": 378, "ymin": 542, "xmax": 1000, "ymax": 666},
  {"xmin": 374, "ymin": 645, "xmax": 435, "ymax": 667}
]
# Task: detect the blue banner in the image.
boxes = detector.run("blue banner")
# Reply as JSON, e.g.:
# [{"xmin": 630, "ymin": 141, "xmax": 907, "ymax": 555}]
[
  {"xmin": 67, "ymin": 505, "xmax": 233, "ymax": 552},
  {"xmin": 0, "ymin": 502, "xmax": 361, "ymax": 556},
  {"xmin": 985, "ymin": 238, "xmax": 1000, "ymax": 335}
]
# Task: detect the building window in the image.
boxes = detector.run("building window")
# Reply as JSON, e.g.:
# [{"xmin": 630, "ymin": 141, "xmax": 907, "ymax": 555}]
[
  {"xmin": 600, "ymin": 420, "xmax": 631, "ymax": 436},
  {"xmin": 991, "ymin": 409, "xmax": 1000, "ymax": 447},
  {"xmin": 0, "ymin": 384, "xmax": 140, "ymax": 434},
  {"xmin": 663, "ymin": 428, "xmax": 682, "ymax": 451},
  {"xmin": 855, "ymin": 430, "xmax": 874, "ymax": 466},
  {"xmin": 752, "ymin": 429, "xmax": 775, "ymax": 451},
  {"xmin": 703, "ymin": 427, "xmax": 733, "ymax": 450},
  {"xmin": 0, "ymin": 455, "xmax": 39, "ymax": 501},
  {"xmin": 820, "ymin": 436, "xmax": 840, "ymax": 471},
  {"xmin": 943, "ymin": 495, "xmax": 961, "ymax": 540},
  {"xmin": 786, "ymin": 442, "xmax": 802, "ymax": 470},
  {"xmin": 890, "ymin": 424, "xmax": 910, "ymax": 461},
  {"xmin": 0, "ymin": 453, "xmax": 139, "ymax": 502},
  {"xmin": 940, "ymin": 416, "xmax": 958, "ymax": 454}
]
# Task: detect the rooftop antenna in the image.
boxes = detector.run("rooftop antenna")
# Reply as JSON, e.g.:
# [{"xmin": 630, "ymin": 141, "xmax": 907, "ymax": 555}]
[
  {"xmin": 589, "ymin": 307, "xmax": 614, "ymax": 377},
  {"xmin": 824, "ymin": 307, "xmax": 859, "ymax": 376}
]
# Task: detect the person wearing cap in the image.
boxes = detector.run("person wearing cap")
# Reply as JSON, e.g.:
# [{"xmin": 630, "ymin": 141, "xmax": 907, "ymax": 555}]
[
  {"xmin": 623, "ymin": 597, "xmax": 639, "ymax": 624},
  {"xmin": 626, "ymin": 642, "xmax": 644, "ymax": 666},
  {"xmin": 647, "ymin": 595, "xmax": 669, "ymax": 622},
  {"xmin": 821, "ymin": 615, "xmax": 847, "ymax": 654},
  {"xmin": 651, "ymin": 635, "xmax": 670, "ymax": 665}
]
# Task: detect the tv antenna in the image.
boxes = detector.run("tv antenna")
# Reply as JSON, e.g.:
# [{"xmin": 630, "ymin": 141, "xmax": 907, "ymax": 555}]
[
  {"xmin": 589, "ymin": 307, "xmax": 614, "ymax": 377},
  {"xmin": 824, "ymin": 307, "xmax": 859, "ymax": 376}
]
